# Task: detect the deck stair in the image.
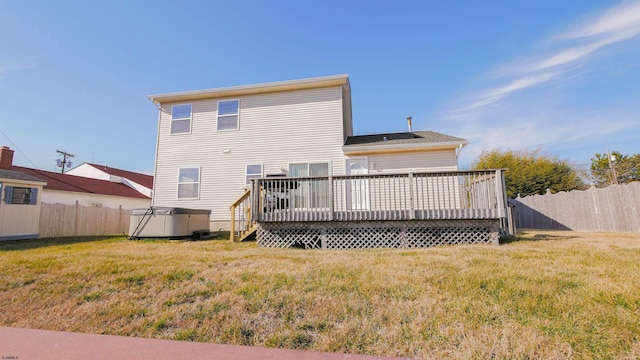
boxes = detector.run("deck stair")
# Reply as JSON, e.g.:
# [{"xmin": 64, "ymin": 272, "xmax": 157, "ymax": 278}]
[{"xmin": 230, "ymin": 190, "xmax": 256, "ymax": 242}]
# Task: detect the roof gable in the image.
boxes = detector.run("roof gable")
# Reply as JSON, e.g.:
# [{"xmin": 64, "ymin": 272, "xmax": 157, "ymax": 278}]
[{"xmin": 12, "ymin": 166, "xmax": 151, "ymax": 199}]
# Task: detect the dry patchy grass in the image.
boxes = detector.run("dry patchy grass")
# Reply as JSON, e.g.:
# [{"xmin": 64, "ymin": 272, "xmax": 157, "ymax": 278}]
[{"xmin": 1, "ymin": 231, "xmax": 639, "ymax": 359}]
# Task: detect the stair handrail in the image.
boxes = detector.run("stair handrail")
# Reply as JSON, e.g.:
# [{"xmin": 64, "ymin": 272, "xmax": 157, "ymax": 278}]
[{"xmin": 230, "ymin": 189, "xmax": 252, "ymax": 242}]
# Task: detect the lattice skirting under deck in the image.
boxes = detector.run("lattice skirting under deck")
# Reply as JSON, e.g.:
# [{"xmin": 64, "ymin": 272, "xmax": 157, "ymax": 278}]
[{"xmin": 256, "ymin": 220, "xmax": 500, "ymax": 249}]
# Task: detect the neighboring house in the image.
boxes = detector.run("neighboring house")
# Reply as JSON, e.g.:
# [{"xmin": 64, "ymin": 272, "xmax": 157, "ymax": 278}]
[
  {"xmin": 147, "ymin": 74, "xmax": 469, "ymax": 230},
  {"xmin": 66, "ymin": 163, "xmax": 153, "ymax": 198},
  {"xmin": 10, "ymin": 163, "xmax": 151, "ymax": 210},
  {"xmin": 0, "ymin": 146, "xmax": 47, "ymax": 240}
]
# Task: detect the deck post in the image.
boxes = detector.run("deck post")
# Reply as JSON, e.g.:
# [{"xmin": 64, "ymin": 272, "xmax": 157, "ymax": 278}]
[
  {"xmin": 251, "ymin": 179, "xmax": 260, "ymax": 223},
  {"xmin": 408, "ymin": 173, "xmax": 415, "ymax": 220},
  {"xmin": 230, "ymin": 203, "xmax": 236, "ymax": 242},
  {"xmin": 328, "ymin": 175, "xmax": 334, "ymax": 221},
  {"xmin": 494, "ymin": 169, "xmax": 507, "ymax": 218}
]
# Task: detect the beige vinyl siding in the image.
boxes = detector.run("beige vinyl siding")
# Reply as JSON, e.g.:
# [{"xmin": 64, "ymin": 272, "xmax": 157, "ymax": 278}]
[
  {"xmin": 153, "ymin": 86, "xmax": 347, "ymax": 223},
  {"xmin": 364, "ymin": 149, "xmax": 458, "ymax": 174}
]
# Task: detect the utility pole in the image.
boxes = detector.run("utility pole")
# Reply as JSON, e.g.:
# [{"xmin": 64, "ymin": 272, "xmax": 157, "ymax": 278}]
[
  {"xmin": 607, "ymin": 150, "xmax": 618, "ymax": 185},
  {"xmin": 56, "ymin": 149, "xmax": 75, "ymax": 174}
]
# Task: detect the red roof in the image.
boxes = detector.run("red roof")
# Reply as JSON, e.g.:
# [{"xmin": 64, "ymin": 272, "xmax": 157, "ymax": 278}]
[
  {"xmin": 12, "ymin": 166, "xmax": 151, "ymax": 199},
  {"xmin": 87, "ymin": 163, "xmax": 154, "ymax": 189}
]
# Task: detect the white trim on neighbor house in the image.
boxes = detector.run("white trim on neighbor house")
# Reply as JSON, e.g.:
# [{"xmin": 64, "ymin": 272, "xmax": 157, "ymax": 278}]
[
  {"xmin": 177, "ymin": 167, "xmax": 200, "ymax": 200},
  {"xmin": 65, "ymin": 163, "xmax": 153, "ymax": 198},
  {"xmin": 217, "ymin": 99, "xmax": 240, "ymax": 131},
  {"xmin": 119, "ymin": 177, "xmax": 152, "ymax": 198},
  {"xmin": 65, "ymin": 165, "xmax": 110, "ymax": 181},
  {"xmin": 170, "ymin": 103, "xmax": 193, "ymax": 134},
  {"xmin": 41, "ymin": 190, "xmax": 150, "ymax": 210}
]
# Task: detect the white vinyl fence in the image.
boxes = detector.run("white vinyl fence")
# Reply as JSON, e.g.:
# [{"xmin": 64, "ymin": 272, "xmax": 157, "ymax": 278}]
[
  {"xmin": 39, "ymin": 202, "xmax": 130, "ymax": 238},
  {"xmin": 512, "ymin": 182, "xmax": 640, "ymax": 233}
]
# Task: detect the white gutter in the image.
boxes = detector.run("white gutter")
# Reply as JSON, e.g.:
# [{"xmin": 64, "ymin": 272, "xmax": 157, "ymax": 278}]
[{"xmin": 342, "ymin": 140, "xmax": 469, "ymax": 154}]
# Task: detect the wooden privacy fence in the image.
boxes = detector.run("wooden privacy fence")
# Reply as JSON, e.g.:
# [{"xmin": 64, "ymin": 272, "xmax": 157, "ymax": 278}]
[
  {"xmin": 512, "ymin": 182, "xmax": 640, "ymax": 233},
  {"xmin": 39, "ymin": 202, "xmax": 130, "ymax": 238}
]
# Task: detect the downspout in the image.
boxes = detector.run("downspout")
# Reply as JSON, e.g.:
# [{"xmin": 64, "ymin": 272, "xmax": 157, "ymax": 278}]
[
  {"xmin": 455, "ymin": 143, "xmax": 464, "ymax": 159},
  {"xmin": 455, "ymin": 143, "xmax": 465, "ymax": 170}
]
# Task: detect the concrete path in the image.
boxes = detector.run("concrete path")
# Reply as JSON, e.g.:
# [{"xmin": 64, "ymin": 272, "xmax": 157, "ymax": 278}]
[{"xmin": 0, "ymin": 327, "xmax": 406, "ymax": 360}]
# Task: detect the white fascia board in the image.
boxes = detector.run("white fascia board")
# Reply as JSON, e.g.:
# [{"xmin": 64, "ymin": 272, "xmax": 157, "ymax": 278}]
[
  {"xmin": 148, "ymin": 74, "xmax": 350, "ymax": 104},
  {"xmin": 342, "ymin": 141, "xmax": 469, "ymax": 155}
]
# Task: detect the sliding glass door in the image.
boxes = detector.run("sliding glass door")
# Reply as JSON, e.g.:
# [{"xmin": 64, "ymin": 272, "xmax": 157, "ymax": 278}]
[{"xmin": 289, "ymin": 162, "xmax": 330, "ymax": 209}]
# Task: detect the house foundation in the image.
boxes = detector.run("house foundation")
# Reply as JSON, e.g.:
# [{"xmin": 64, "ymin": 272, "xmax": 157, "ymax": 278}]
[{"xmin": 257, "ymin": 219, "xmax": 500, "ymax": 249}]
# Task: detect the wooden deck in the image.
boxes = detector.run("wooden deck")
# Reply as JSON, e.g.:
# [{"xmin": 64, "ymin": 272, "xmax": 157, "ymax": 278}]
[{"xmin": 231, "ymin": 169, "xmax": 511, "ymax": 248}]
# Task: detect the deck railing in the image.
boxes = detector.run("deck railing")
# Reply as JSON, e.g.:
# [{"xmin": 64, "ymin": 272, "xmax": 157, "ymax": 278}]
[
  {"xmin": 250, "ymin": 169, "xmax": 508, "ymax": 223},
  {"xmin": 230, "ymin": 189, "xmax": 253, "ymax": 242}
]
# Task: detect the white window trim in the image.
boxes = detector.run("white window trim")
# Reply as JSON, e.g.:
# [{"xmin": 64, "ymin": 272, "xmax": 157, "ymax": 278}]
[
  {"xmin": 245, "ymin": 163, "xmax": 264, "ymax": 186},
  {"xmin": 170, "ymin": 103, "xmax": 192, "ymax": 135},
  {"xmin": 216, "ymin": 99, "xmax": 240, "ymax": 131},
  {"xmin": 177, "ymin": 167, "xmax": 201, "ymax": 200}
]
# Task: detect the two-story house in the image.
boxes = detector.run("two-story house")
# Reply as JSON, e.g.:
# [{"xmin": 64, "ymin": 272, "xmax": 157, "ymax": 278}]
[{"xmin": 148, "ymin": 74, "xmax": 472, "ymax": 232}]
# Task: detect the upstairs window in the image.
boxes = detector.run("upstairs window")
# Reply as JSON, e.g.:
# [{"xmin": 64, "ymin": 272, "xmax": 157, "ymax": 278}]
[
  {"xmin": 217, "ymin": 100, "xmax": 239, "ymax": 131},
  {"xmin": 171, "ymin": 104, "xmax": 192, "ymax": 134},
  {"xmin": 245, "ymin": 164, "xmax": 263, "ymax": 185},
  {"xmin": 177, "ymin": 167, "xmax": 200, "ymax": 199}
]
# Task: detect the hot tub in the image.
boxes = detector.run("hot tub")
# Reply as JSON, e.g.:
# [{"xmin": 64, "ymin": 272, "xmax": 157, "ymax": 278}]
[{"xmin": 129, "ymin": 207, "xmax": 211, "ymax": 239}]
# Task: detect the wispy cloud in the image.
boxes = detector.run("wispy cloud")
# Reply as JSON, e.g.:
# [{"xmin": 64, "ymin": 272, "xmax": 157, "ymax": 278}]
[
  {"xmin": 559, "ymin": 0, "xmax": 640, "ymax": 39},
  {"xmin": 456, "ymin": 72, "xmax": 558, "ymax": 112},
  {"xmin": 441, "ymin": 1, "xmax": 640, "ymax": 165},
  {"xmin": 0, "ymin": 57, "xmax": 36, "ymax": 78},
  {"xmin": 452, "ymin": 0, "xmax": 640, "ymax": 114}
]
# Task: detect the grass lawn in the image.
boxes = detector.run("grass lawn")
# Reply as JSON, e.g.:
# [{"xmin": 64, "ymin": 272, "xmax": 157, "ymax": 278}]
[{"xmin": 1, "ymin": 231, "xmax": 639, "ymax": 359}]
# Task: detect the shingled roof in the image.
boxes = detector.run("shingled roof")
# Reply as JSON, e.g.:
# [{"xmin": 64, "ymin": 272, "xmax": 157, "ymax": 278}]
[
  {"xmin": 0, "ymin": 169, "xmax": 46, "ymax": 183},
  {"xmin": 343, "ymin": 131, "xmax": 468, "ymax": 153},
  {"xmin": 12, "ymin": 166, "xmax": 151, "ymax": 200},
  {"xmin": 345, "ymin": 131, "xmax": 466, "ymax": 146}
]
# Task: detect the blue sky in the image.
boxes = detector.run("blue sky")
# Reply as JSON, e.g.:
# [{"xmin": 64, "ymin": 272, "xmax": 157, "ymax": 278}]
[{"xmin": 1, "ymin": 0, "xmax": 639, "ymax": 173}]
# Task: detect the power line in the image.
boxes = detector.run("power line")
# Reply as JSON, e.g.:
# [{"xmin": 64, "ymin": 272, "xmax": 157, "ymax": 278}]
[{"xmin": 0, "ymin": 127, "xmax": 38, "ymax": 168}]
